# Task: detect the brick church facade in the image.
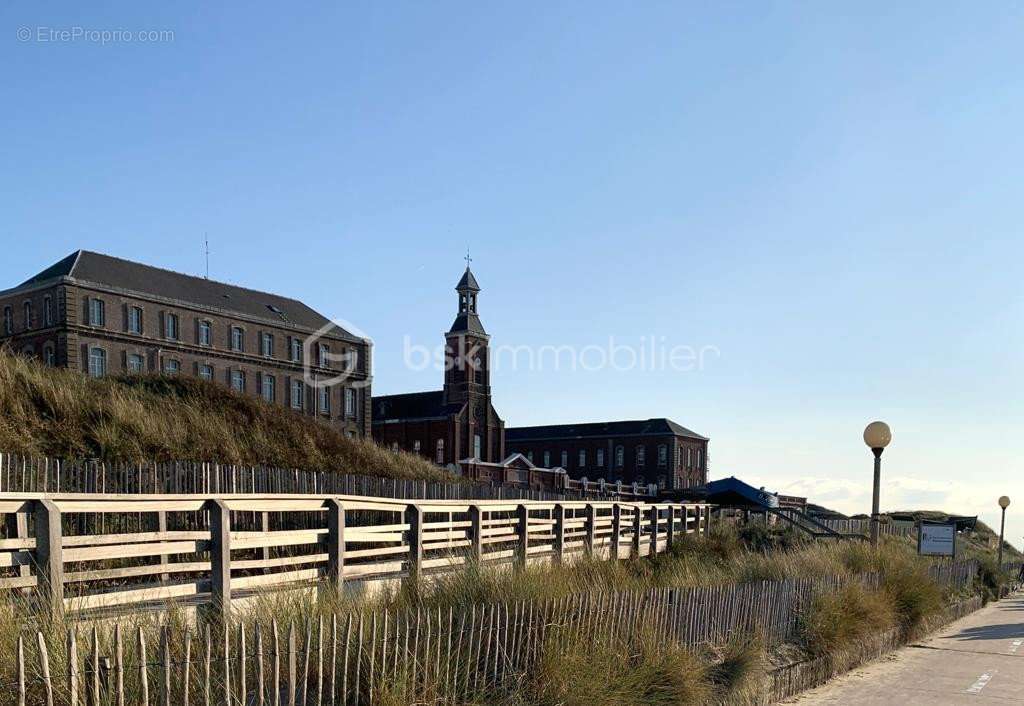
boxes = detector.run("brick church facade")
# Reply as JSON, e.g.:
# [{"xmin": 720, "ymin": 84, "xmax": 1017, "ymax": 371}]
[{"xmin": 371, "ymin": 266, "xmax": 505, "ymax": 466}]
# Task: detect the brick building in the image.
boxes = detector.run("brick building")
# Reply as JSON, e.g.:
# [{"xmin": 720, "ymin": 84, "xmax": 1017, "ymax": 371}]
[
  {"xmin": 372, "ymin": 265, "xmax": 505, "ymax": 466},
  {"xmin": 505, "ymin": 419, "xmax": 709, "ymax": 490},
  {"xmin": 0, "ymin": 250, "xmax": 371, "ymax": 436}
]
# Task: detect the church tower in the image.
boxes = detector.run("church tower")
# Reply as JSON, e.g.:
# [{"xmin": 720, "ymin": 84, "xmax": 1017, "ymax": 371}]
[{"xmin": 443, "ymin": 263, "xmax": 490, "ymax": 406}]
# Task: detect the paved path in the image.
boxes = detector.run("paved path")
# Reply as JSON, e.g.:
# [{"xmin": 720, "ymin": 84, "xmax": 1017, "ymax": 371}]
[{"xmin": 787, "ymin": 593, "xmax": 1024, "ymax": 705}]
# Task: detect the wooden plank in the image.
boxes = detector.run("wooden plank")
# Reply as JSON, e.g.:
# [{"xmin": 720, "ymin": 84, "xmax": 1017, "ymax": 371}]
[{"xmin": 63, "ymin": 540, "xmax": 206, "ymax": 563}]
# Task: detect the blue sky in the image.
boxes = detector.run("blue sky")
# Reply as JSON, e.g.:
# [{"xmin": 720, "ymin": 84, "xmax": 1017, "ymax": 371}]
[{"xmin": 2, "ymin": 2, "xmax": 1022, "ymax": 548}]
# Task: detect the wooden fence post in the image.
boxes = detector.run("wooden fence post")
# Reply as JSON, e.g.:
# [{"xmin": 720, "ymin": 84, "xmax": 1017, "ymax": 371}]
[
  {"xmin": 34, "ymin": 499, "xmax": 64, "ymax": 622},
  {"xmin": 611, "ymin": 504, "xmax": 622, "ymax": 560},
  {"xmin": 405, "ymin": 504, "xmax": 424, "ymax": 587},
  {"xmin": 585, "ymin": 504, "xmax": 597, "ymax": 557},
  {"xmin": 206, "ymin": 499, "xmax": 231, "ymax": 622},
  {"xmin": 516, "ymin": 504, "xmax": 529, "ymax": 569},
  {"xmin": 156, "ymin": 510, "xmax": 169, "ymax": 584},
  {"xmin": 666, "ymin": 505, "xmax": 676, "ymax": 548},
  {"xmin": 649, "ymin": 505, "xmax": 659, "ymax": 555},
  {"xmin": 632, "ymin": 505, "xmax": 642, "ymax": 557},
  {"xmin": 704, "ymin": 506, "xmax": 712, "ymax": 536},
  {"xmin": 469, "ymin": 505, "xmax": 483, "ymax": 563},
  {"xmin": 325, "ymin": 498, "xmax": 345, "ymax": 594},
  {"xmin": 553, "ymin": 504, "xmax": 566, "ymax": 565}
]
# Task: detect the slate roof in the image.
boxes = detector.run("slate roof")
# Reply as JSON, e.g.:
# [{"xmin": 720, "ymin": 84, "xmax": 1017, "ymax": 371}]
[
  {"xmin": 506, "ymin": 418, "xmax": 708, "ymax": 441},
  {"xmin": 372, "ymin": 390, "xmax": 462, "ymax": 421},
  {"xmin": 447, "ymin": 312, "xmax": 487, "ymax": 336},
  {"xmin": 12, "ymin": 250, "xmax": 364, "ymax": 341},
  {"xmin": 456, "ymin": 267, "xmax": 480, "ymax": 291}
]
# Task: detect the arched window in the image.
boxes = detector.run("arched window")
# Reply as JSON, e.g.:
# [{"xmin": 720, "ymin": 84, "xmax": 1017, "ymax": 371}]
[
  {"xmin": 43, "ymin": 344, "xmax": 55, "ymax": 367},
  {"xmin": 578, "ymin": 449, "xmax": 586, "ymax": 468},
  {"xmin": 615, "ymin": 446, "xmax": 624, "ymax": 468},
  {"xmin": 560, "ymin": 450, "xmax": 568, "ymax": 468},
  {"xmin": 543, "ymin": 451, "xmax": 551, "ymax": 467},
  {"xmin": 636, "ymin": 446, "xmax": 645, "ymax": 467},
  {"xmin": 23, "ymin": 301, "xmax": 32, "ymax": 330},
  {"xmin": 436, "ymin": 439, "xmax": 445, "ymax": 464},
  {"xmin": 657, "ymin": 444, "xmax": 667, "ymax": 466}
]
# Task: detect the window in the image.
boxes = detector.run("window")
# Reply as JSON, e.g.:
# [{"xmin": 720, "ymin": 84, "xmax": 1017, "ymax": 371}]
[
  {"xmin": 88, "ymin": 347, "xmax": 106, "ymax": 378},
  {"xmin": 128, "ymin": 306, "xmax": 143, "ymax": 335},
  {"xmin": 199, "ymin": 364, "xmax": 213, "ymax": 381},
  {"xmin": 43, "ymin": 296, "xmax": 53, "ymax": 327},
  {"xmin": 697, "ymin": 449, "xmax": 703, "ymax": 469},
  {"xmin": 262, "ymin": 374, "xmax": 275, "ymax": 402},
  {"xmin": 579, "ymin": 449, "xmax": 586, "ymax": 468},
  {"xmin": 89, "ymin": 298, "xmax": 105, "ymax": 327},
  {"xmin": 198, "ymin": 320, "xmax": 212, "ymax": 346},
  {"xmin": 290, "ymin": 337, "xmax": 302, "ymax": 362},
  {"xmin": 391, "ymin": 442, "xmax": 399, "ymax": 452},
  {"xmin": 318, "ymin": 386, "xmax": 330, "ymax": 414},
  {"xmin": 344, "ymin": 388, "xmax": 356, "ymax": 417},
  {"xmin": 543, "ymin": 451, "xmax": 551, "ymax": 467},
  {"xmin": 473, "ymin": 434, "xmax": 482, "ymax": 459},
  {"xmin": 526, "ymin": 451, "xmax": 533, "ymax": 463},
  {"xmin": 261, "ymin": 332, "xmax": 274, "ymax": 358},
  {"xmin": 291, "ymin": 379, "xmax": 304, "ymax": 409},
  {"xmin": 436, "ymin": 439, "xmax": 445, "ymax": 464},
  {"xmin": 231, "ymin": 370, "xmax": 245, "ymax": 393},
  {"xmin": 686, "ymin": 448, "xmax": 692, "ymax": 467},
  {"xmin": 615, "ymin": 446, "xmax": 624, "ymax": 468},
  {"xmin": 164, "ymin": 359, "xmax": 180, "ymax": 375},
  {"xmin": 597, "ymin": 448, "xmax": 605, "ymax": 467},
  {"xmin": 165, "ymin": 313, "xmax": 179, "ymax": 340},
  {"xmin": 23, "ymin": 302, "xmax": 32, "ymax": 330},
  {"xmin": 658, "ymin": 445, "xmax": 668, "ymax": 467},
  {"xmin": 2, "ymin": 306, "xmax": 10, "ymax": 335},
  {"xmin": 636, "ymin": 446, "xmax": 646, "ymax": 467},
  {"xmin": 127, "ymin": 354, "xmax": 144, "ymax": 373},
  {"xmin": 560, "ymin": 450, "xmax": 568, "ymax": 468},
  {"xmin": 318, "ymin": 343, "xmax": 329, "ymax": 367},
  {"xmin": 43, "ymin": 345, "xmax": 56, "ymax": 367},
  {"xmin": 231, "ymin": 327, "xmax": 244, "ymax": 351},
  {"xmin": 413, "ymin": 440, "xmax": 421, "ymax": 454}
]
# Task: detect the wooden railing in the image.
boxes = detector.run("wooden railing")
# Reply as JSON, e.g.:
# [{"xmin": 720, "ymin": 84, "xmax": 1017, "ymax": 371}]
[{"xmin": 0, "ymin": 493, "xmax": 712, "ymax": 619}]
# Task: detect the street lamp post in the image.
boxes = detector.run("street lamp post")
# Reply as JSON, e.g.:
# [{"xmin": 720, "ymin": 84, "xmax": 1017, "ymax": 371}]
[
  {"xmin": 863, "ymin": 421, "xmax": 892, "ymax": 547},
  {"xmin": 997, "ymin": 495, "xmax": 1010, "ymax": 595}
]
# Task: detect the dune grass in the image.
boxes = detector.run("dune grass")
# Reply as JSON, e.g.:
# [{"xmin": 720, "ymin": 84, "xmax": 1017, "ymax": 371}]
[
  {"xmin": 0, "ymin": 525, "xmax": 984, "ymax": 705},
  {"xmin": 0, "ymin": 349, "xmax": 450, "ymax": 481}
]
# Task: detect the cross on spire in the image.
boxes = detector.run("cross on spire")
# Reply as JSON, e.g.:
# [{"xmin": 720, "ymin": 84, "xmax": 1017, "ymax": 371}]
[{"xmin": 464, "ymin": 248, "xmax": 472, "ymax": 268}]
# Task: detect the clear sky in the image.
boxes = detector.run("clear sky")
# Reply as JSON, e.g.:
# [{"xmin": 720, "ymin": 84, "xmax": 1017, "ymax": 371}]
[{"xmin": 2, "ymin": 3, "xmax": 1022, "ymax": 549}]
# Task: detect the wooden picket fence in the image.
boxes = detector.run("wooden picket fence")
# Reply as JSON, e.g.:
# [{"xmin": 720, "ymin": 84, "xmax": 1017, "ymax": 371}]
[
  {"xmin": 0, "ymin": 453, "xmax": 569, "ymax": 500},
  {"xmin": 3, "ymin": 560, "xmax": 980, "ymax": 705}
]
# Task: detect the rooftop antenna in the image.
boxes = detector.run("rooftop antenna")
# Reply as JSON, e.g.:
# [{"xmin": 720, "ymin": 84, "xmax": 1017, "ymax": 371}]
[{"xmin": 204, "ymin": 234, "xmax": 209, "ymax": 279}]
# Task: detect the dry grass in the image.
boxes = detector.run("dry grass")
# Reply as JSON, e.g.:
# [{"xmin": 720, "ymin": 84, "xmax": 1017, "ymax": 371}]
[{"xmin": 0, "ymin": 349, "xmax": 450, "ymax": 481}]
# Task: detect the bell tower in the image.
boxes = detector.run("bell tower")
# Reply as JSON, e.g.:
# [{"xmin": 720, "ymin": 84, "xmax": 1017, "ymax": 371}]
[{"xmin": 443, "ymin": 259, "xmax": 490, "ymax": 406}]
